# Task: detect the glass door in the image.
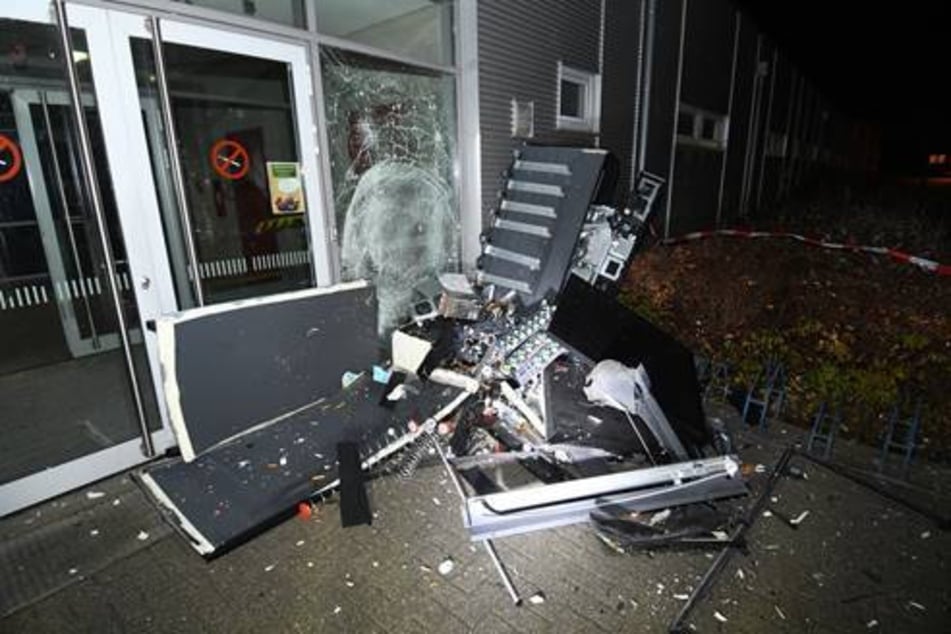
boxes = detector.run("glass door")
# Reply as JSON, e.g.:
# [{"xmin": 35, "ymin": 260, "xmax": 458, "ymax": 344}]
[
  {"xmin": 99, "ymin": 10, "xmax": 332, "ymax": 310},
  {"xmin": 1, "ymin": 3, "xmax": 330, "ymax": 515},
  {"xmin": 0, "ymin": 3, "xmax": 168, "ymax": 515}
]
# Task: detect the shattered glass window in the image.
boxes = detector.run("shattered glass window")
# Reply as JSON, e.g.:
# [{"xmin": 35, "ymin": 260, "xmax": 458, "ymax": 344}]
[
  {"xmin": 171, "ymin": 0, "xmax": 307, "ymax": 28},
  {"xmin": 320, "ymin": 47, "xmax": 459, "ymax": 334},
  {"xmin": 315, "ymin": 0, "xmax": 454, "ymax": 67}
]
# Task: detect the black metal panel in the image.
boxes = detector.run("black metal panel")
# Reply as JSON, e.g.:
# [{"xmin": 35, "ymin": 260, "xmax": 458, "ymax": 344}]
[
  {"xmin": 600, "ymin": 0, "xmax": 644, "ymax": 198},
  {"xmin": 480, "ymin": 146, "xmax": 609, "ymax": 305},
  {"xmin": 643, "ymin": 0, "xmax": 684, "ymax": 222},
  {"xmin": 680, "ymin": 0, "xmax": 735, "ymax": 114},
  {"xmin": 142, "ymin": 378, "xmax": 463, "ymax": 556},
  {"xmin": 167, "ymin": 285, "xmax": 378, "ymax": 458},
  {"xmin": 720, "ymin": 11, "xmax": 757, "ymax": 223},
  {"xmin": 548, "ymin": 276, "xmax": 711, "ymax": 457},
  {"xmin": 669, "ymin": 145, "xmax": 724, "ymax": 235}
]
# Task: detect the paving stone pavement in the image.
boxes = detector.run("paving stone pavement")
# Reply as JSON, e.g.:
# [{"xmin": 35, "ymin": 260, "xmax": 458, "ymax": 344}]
[{"xmin": 1, "ymin": 405, "xmax": 949, "ymax": 633}]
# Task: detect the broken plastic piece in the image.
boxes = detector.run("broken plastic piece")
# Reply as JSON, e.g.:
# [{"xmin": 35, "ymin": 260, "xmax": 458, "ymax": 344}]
[
  {"xmin": 392, "ymin": 330, "xmax": 433, "ymax": 375},
  {"xmin": 437, "ymin": 558, "xmax": 454, "ymax": 575}
]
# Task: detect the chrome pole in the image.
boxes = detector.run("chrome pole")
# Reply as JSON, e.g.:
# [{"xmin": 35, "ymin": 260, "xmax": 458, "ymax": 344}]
[
  {"xmin": 52, "ymin": 0, "xmax": 154, "ymax": 457},
  {"xmin": 39, "ymin": 92, "xmax": 101, "ymax": 349},
  {"xmin": 147, "ymin": 16, "xmax": 205, "ymax": 306}
]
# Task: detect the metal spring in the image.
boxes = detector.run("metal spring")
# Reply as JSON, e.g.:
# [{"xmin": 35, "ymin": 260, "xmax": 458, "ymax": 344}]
[{"xmin": 391, "ymin": 434, "xmax": 437, "ymax": 480}]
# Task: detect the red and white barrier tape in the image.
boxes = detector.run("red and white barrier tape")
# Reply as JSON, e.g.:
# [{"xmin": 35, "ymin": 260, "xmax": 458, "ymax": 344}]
[{"xmin": 661, "ymin": 229, "xmax": 951, "ymax": 277}]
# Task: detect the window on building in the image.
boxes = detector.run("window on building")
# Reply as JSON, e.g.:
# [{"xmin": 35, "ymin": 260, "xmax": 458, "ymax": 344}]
[
  {"xmin": 676, "ymin": 104, "xmax": 728, "ymax": 150},
  {"xmin": 556, "ymin": 62, "xmax": 600, "ymax": 133},
  {"xmin": 320, "ymin": 47, "xmax": 459, "ymax": 335},
  {"xmin": 315, "ymin": 0, "xmax": 454, "ymax": 67},
  {"xmin": 172, "ymin": 0, "xmax": 306, "ymax": 28}
]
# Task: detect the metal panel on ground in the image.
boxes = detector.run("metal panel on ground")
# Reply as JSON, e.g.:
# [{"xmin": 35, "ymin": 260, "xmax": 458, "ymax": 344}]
[
  {"xmin": 157, "ymin": 282, "xmax": 378, "ymax": 461},
  {"xmin": 141, "ymin": 378, "xmax": 465, "ymax": 557}
]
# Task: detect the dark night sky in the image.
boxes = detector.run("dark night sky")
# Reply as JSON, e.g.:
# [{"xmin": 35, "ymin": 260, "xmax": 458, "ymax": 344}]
[{"xmin": 737, "ymin": 1, "xmax": 951, "ymax": 171}]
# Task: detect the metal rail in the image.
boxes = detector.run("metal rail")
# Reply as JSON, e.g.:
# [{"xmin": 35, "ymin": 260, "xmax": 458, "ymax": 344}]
[
  {"xmin": 53, "ymin": 0, "xmax": 154, "ymax": 456},
  {"xmin": 39, "ymin": 92, "xmax": 100, "ymax": 348},
  {"xmin": 147, "ymin": 16, "xmax": 205, "ymax": 306}
]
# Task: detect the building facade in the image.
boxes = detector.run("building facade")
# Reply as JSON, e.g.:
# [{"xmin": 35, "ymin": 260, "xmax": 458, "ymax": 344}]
[{"xmin": 0, "ymin": 0, "xmax": 876, "ymax": 514}]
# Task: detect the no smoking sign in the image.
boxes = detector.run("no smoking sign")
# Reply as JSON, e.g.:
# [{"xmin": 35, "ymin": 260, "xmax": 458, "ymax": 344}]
[
  {"xmin": 0, "ymin": 134, "xmax": 23, "ymax": 183},
  {"xmin": 209, "ymin": 138, "xmax": 250, "ymax": 180}
]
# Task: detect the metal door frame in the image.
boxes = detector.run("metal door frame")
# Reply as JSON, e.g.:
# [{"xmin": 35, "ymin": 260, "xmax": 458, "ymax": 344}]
[
  {"xmin": 10, "ymin": 89, "xmax": 131, "ymax": 357},
  {"xmin": 0, "ymin": 0, "xmax": 175, "ymax": 517}
]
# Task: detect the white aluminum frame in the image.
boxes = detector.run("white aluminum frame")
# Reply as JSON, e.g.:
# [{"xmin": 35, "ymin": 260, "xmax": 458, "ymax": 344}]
[
  {"xmin": 0, "ymin": 2, "xmax": 175, "ymax": 516},
  {"xmin": 556, "ymin": 61, "xmax": 602, "ymax": 134}
]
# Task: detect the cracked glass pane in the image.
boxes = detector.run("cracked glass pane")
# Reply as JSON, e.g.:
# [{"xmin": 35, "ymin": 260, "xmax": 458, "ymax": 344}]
[{"xmin": 321, "ymin": 46, "xmax": 459, "ymax": 334}]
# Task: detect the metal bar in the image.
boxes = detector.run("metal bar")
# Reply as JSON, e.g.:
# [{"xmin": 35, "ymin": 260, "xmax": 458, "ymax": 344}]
[
  {"xmin": 473, "ymin": 455, "xmax": 738, "ymax": 515},
  {"xmin": 484, "ymin": 539, "xmax": 522, "ymax": 606},
  {"xmin": 513, "ymin": 160, "xmax": 571, "ymax": 176},
  {"xmin": 52, "ymin": 0, "xmax": 154, "ymax": 457},
  {"xmin": 637, "ymin": 0, "xmax": 656, "ymax": 172},
  {"xmin": 716, "ymin": 10, "xmax": 741, "ymax": 227},
  {"xmin": 494, "ymin": 219, "xmax": 551, "ymax": 238},
  {"xmin": 478, "ymin": 272, "xmax": 533, "ymax": 294},
  {"xmin": 467, "ymin": 473, "xmax": 746, "ymax": 542},
  {"xmin": 755, "ymin": 47, "xmax": 778, "ymax": 209},
  {"xmin": 148, "ymin": 16, "xmax": 205, "ymax": 306},
  {"xmin": 40, "ymin": 92, "xmax": 100, "ymax": 348},
  {"xmin": 500, "ymin": 199, "xmax": 556, "ymax": 219},
  {"xmin": 506, "ymin": 180, "xmax": 564, "ymax": 198},
  {"xmin": 0, "ymin": 219, "xmax": 42, "ymax": 229},
  {"xmin": 484, "ymin": 245, "xmax": 541, "ymax": 270},
  {"xmin": 629, "ymin": 0, "xmax": 647, "ymax": 182},
  {"xmin": 664, "ymin": 0, "xmax": 687, "ymax": 239},
  {"xmin": 667, "ymin": 447, "xmax": 793, "ymax": 633}
]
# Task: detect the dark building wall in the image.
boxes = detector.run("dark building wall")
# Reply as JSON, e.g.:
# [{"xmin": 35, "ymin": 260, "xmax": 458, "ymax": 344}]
[
  {"xmin": 667, "ymin": 0, "xmax": 736, "ymax": 235},
  {"xmin": 477, "ymin": 0, "xmax": 603, "ymax": 221},
  {"xmin": 679, "ymin": 0, "xmax": 734, "ymax": 114},
  {"xmin": 600, "ymin": 0, "xmax": 644, "ymax": 201},
  {"xmin": 475, "ymin": 0, "xmax": 875, "ymax": 236},
  {"xmin": 643, "ymin": 0, "xmax": 684, "ymax": 233},
  {"xmin": 719, "ymin": 10, "xmax": 755, "ymax": 224}
]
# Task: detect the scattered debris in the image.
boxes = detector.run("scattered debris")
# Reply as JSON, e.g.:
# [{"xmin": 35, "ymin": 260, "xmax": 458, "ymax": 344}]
[
  {"xmin": 867, "ymin": 619, "xmax": 879, "ymax": 628},
  {"xmin": 790, "ymin": 510, "xmax": 810, "ymax": 526},
  {"xmin": 85, "ymin": 491, "xmax": 105, "ymax": 500},
  {"xmin": 333, "ymin": 606, "xmax": 342, "ymax": 615},
  {"xmin": 713, "ymin": 611, "xmax": 728, "ymax": 623},
  {"xmin": 265, "ymin": 564, "xmax": 276, "ymax": 572},
  {"xmin": 437, "ymin": 558, "xmax": 454, "ymax": 576},
  {"xmin": 774, "ymin": 605, "xmax": 786, "ymax": 620},
  {"xmin": 908, "ymin": 601, "xmax": 926, "ymax": 611},
  {"xmin": 136, "ymin": 531, "xmax": 149, "ymax": 541},
  {"xmin": 673, "ymin": 593, "xmax": 690, "ymax": 601},
  {"xmin": 68, "ymin": 568, "xmax": 78, "ymax": 575},
  {"xmin": 528, "ymin": 592, "xmax": 546, "ymax": 605},
  {"xmin": 920, "ymin": 531, "xmax": 931, "ymax": 539},
  {"xmin": 89, "ymin": 529, "xmax": 99, "ymax": 537},
  {"xmin": 295, "ymin": 540, "xmax": 305, "ymax": 547}
]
